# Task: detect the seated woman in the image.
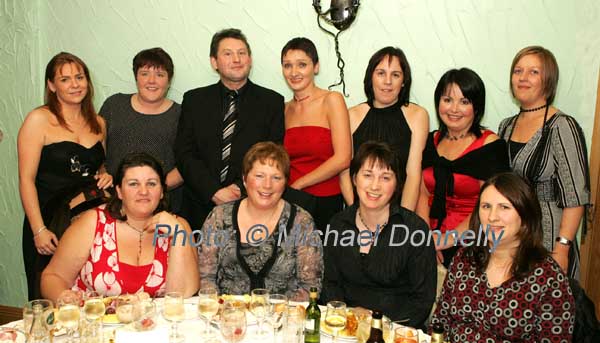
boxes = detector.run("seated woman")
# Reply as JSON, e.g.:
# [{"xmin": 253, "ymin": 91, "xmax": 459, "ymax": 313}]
[
  {"xmin": 416, "ymin": 68, "xmax": 508, "ymax": 267},
  {"xmin": 198, "ymin": 142, "xmax": 323, "ymax": 301},
  {"xmin": 281, "ymin": 37, "xmax": 351, "ymax": 231},
  {"xmin": 431, "ymin": 172, "xmax": 574, "ymax": 342},
  {"xmin": 322, "ymin": 141, "xmax": 437, "ymax": 329},
  {"xmin": 41, "ymin": 152, "xmax": 199, "ymax": 302},
  {"xmin": 341, "ymin": 46, "xmax": 429, "ymax": 210}
]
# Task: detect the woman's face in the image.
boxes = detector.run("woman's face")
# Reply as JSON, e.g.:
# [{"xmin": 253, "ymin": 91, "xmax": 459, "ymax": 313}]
[
  {"xmin": 136, "ymin": 65, "xmax": 170, "ymax": 104},
  {"xmin": 511, "ymin": 54, "xmax": 545, "ymax": 107},
  {"xmin": 372, "ymin": 55, "xmax": 404, "ymax": 108},
  {"xmin": 438, "ymin": 83, "xmax": 475, "ymax": 135},
  {"xmin": 478, "ymin": 185, "xmax": 522, "ymax": 249},
  {"xmin": 47, "ymin": 62, "xmax": 88, "ymax": 107},
  {"xmin": 116, "ymin": 166, "xmax": 163, "ymax": 218},
  {"xmin": 353, "ymin": 158, "xmax": 397, "ymax": 211},
  {"xmin": 282, "ymin": 49, "xmax": 318, "ymax": 93},
  {"xmin": 244, "ymin": 159, "xmax": 286, "ymax": 210}
]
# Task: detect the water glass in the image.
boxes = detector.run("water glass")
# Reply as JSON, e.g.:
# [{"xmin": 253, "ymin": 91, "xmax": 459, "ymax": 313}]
[
  {"xmin": 250, "ymin": 288, "xmax": 269, "ymax": 336},
  {"xmin": 284, "ymin": 305, "xmax": 304, "ymax": 343},
  {"xmin": 220, "ymin": 307, "xmax": 246, "ymax": 343}
]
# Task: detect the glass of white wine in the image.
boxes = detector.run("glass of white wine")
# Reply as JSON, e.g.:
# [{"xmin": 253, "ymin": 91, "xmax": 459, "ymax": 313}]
[
  {"xmin": 268, "ymin": 294, "xmax": 288, "ymax": 343},
  {"xmin": 250, "ymin": 288, "xmax": 269, "ymax": 336},
  {"xmin": 197, "ymin": 286, "xmax": 219, "ymax": 337},
  {"xmin": 57, "ymin": 294, "xmax": 81, "ymax": 343},
  {"xmin": 325, "ymin": 301, "xmax": 347, "ymax": 343},
  {"xmin": 162, "ymin": 291, "xmax": 185, "ymax": 343},
  {"xmin": 83, "ymin": 291, "xmax": 105, "ymax": 342}
]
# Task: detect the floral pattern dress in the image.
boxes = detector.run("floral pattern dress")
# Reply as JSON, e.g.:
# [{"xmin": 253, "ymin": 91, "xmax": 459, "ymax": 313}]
[{"xmin": 73, "ymin": 207, "xmax": 169, "ymax": 296}]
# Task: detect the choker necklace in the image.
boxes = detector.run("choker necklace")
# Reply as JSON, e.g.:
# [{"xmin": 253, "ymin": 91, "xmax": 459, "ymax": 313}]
[
  {"xmin": 294, "ymin": 94, "xmax": 310, "ymax": 102},
  {"xmin": 125, "ymin": 221, "xmax": 145, "ymax": 265},
  {"xmin": 357, "ymin": 209, "xmax": 387, "ymax": 244},
  {"xmin": 446, "ymin": 132, "xmax": 469, "ymax": 141},
  {"xmin": 519, "ymin": 104, "xmax": 547, "ymax": 113}
]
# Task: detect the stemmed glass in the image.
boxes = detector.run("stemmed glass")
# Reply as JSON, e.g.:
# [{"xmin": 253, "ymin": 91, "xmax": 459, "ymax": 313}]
[
  {"xmin": 220, "ymin": 306, "xmax": 247, "ymax": 343},
  {"xmin": 22, "ymin": 299, "xmax": 54, "ymax": 342},
  {"xmin": 57, "ymin": 294, "xmax": 81, "ymax": 343},
  {"xmin": 162, "ymin": 291, "xmax": 185, "ymax": 343},
  {"xmin": 324, "ymin": 301, "xmax": 347, "ymax": 343},
  {"xmin": 268, "ymin": 294, "xmax": 288, "ymax": 343},
  {"xmin": 197, "ymin": 286, "xmax": 219, "ymax": 336},
  {"xmin": 250, "ymin": 288, "xmax": 269, "ymax": 336},
  {"xmin": 83, "ymin": 291, "xmax": 105, "ymax": 342}
]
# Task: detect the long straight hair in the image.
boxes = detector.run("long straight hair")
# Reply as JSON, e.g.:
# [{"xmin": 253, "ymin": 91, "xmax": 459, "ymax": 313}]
[{"xmin": 44, "ymin": 52, "xmax": 101, "ymax": 134}]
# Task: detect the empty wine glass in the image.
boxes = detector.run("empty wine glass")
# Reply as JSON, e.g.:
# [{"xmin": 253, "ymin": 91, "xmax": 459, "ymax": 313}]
[
  {"xmin": 197, "ymin": 286, "xmax": 219, "ymax": 337},
  {"xmin": 162, "ymin": 291, "xmax": 185, "ymax": 343},
  {"xmin": 250, "ymin": 288, "xmax": 269, "ymax": 336},
  {"xmin": 268, "ymin": 294, "xmax": 288, "ymax": 343},
  {"xmin": 83, "ymin": 291, "xmax": 105, "ymax": 342},
  {"xmin": 220, "ymin": 307, "xmax": 246, "ymax": 343},
  {"xmin": 324, "ymin": 301, "xmax": 347, "ymax": 343},
  {"xmin": 57, "ymin": 293, "xmax": 81, "ymax": 343}
]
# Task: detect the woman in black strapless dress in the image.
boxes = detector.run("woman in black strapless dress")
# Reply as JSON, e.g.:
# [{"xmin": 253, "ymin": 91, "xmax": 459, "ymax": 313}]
[{"xmin": 17, "ymin": 52, "xmax": 112, "ymax": 299}]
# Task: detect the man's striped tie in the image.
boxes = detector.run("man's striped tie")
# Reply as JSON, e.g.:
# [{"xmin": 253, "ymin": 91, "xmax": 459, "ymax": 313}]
[{"xmin": 220, "ymin": 90, "xmax": 238, "ymax": 183}]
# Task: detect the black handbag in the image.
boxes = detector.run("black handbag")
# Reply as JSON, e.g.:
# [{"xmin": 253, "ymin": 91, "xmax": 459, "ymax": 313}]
[{"xmin": 570, "ymin": 278, "xmax": 600, "ymax": 343}]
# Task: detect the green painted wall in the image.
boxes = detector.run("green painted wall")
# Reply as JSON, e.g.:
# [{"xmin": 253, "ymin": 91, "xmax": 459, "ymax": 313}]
[{"xmin": 1, "ymin": 0, "xmax": 599, "ymax": 306}]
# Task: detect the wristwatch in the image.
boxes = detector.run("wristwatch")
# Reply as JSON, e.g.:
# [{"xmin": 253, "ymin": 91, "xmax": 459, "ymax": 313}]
[{"xmin": 555, "ymin": 236, "xmax": 572, "ymax": 246}]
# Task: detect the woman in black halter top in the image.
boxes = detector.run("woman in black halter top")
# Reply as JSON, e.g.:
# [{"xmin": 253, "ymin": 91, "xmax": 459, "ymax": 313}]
[
  {"xmin": 17, "ymin": 52, "xmax": 112, "ymax": 299},
  {"xmin": 341, "ymin": 47, "xmax": 429, "ymax": 211}
]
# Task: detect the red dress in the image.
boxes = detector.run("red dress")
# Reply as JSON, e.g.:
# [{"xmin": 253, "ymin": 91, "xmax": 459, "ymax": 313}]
[
  {"xmin": 73, "ymin": 207, "xmax": 169, "ymax": 297},
  {"xmin": 423, "ymin": 130, "xmax": 494, "ymax": 232},
  {"xmin": 284, "ymin": 126, "xmax": 340, "ymax": 196}
]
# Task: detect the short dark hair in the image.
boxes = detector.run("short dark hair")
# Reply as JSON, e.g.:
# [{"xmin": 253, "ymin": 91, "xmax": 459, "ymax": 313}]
[
  {"xmin": 350, "ymin": 141, "xmax": 405, "ymax": 205},
  {"xmin": 132, "ymin": 47, "xmax": 174, "ymax": 81},
  {"xmin": 364, "ymin": 47, "xmax": 412, "ymax": 107},
  {"xmin": 107, "ymin": 152, "xmax": 169, "ymax": 220},
  {"xmin": 466, "ymin": 172, "xmax": 548, "ymax": 280},
  {"xmin": 210, "ymin": 28, "xmax": 251, "ymax": 58},
  {"xmin": 242, "ymin": 142, "xmax": 290, "ymax": 181},
  {"xmin": 280, "ymin": 37, "xmax": 319, "ymax": 65},
  {"xmin": 434, "ymin": 68, "xmax": 486, "ymax": 139},
  {"xmin": 510, "ymin": 45, "xmax": 559, "ymax": 105}
]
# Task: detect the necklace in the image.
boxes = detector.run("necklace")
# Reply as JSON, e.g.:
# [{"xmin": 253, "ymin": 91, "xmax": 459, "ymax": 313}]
[
  {"xmin": 357, "ymin": 209, "xmax": 387, "ymax": 244},
  {"xmin": 446, "ymin": 132, "xmax": 469, "ymax": 141},
  {"xmin": 294, "ymin": 94, "xmax": 310, "ymax": 102},
  {"xmin": 519, "ymin": 104, "xmax": 547, "ymax": 113},
  {"xmin": 125, "ymin": 221, "xmax": 145, "ymax": 265}
]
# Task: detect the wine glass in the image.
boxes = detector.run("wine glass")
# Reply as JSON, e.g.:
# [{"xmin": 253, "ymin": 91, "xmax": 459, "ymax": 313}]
[
  {"xmin": 83, "ymin": 291, "xmax": 105, "ymax": 341},
  {"xmin": 57, "ymin": 294, "xmax": 81, "ymax": 343},
  {"xmin": 220, "ymin": 307, "xmax": 246, "ymax": 343},
  {"xmin": 285, "ymin": 305, "xmax": 304, "ymax": 343},
  {"xmin": 197, "ymin": 286, "xmax": 219, "ymax": 336},
  {"xmin": 394, "ymin": 325, "xmax": 419, "ymax": 343},
  {"xmin": 250, "ymin": 288, "xmax": 269, "ymax": 336},
  {"xmin": 162, "ymin": 291, "xmax": 185, "ymax": 343},
  {"xmin": 324, "ymin": 301, "xmax": 347, "ymax": 343},
  {"xmin": 22, "ymin": 299, "xmax": 54, "ymax": 342},
  {"xmin": 268, "ymin": 294, "xmax": 288, "ymax": 343}
]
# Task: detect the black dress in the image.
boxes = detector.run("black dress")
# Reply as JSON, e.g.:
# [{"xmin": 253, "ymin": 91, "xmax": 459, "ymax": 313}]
[
  {"xmin": 22, "ymin": 141, "xmax": 105, "ymax": 299},
  {"xmin": 352, "ymin": 102, "xmax": 411, "ymax": 170}
]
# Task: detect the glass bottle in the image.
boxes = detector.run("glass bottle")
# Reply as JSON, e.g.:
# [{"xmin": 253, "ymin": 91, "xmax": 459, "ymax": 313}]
[
  {"xmin": 28, "ymin": 303, "xmax": 49, "ymax": 343},
  {"xmin": 365, "ymin": 310, "xmax": 384, "ymax": 343},
  {"xmin": 430, "ymin": 322, "xmax": 445, "ymax": 343},
  {"xmin": 304, "ymin": 287, "xmax": 320, "ymax": 343}
]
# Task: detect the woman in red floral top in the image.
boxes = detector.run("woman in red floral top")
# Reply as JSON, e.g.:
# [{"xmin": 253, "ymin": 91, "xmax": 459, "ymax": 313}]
[{"xmin": 431, "ymin": 172, "xmax": 574, "ymax": 342}]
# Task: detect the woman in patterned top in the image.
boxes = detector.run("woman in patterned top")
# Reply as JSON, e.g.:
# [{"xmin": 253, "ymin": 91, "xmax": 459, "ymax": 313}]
[
  {"xmin": 431, "ymin": 172, "xmax": 574, "ymax": 343},
  {"xmin": 498, "ymin": 46, "xmax": 590, "ymax": 279},
  {"xmin": 197, "ymin": 142, "xmax": 323, "ymax": 301},
  {"xmin": 41, "ymin": 153, "xmax": 199, "ymax": 302}
]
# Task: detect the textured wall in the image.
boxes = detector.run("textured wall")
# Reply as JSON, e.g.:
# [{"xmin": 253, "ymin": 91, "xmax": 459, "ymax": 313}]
[{"xmin": 1, "ymin": 0, "xmax": 599, "ymax": 305}]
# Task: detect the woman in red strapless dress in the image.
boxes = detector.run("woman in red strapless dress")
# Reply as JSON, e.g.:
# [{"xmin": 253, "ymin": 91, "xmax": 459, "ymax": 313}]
[{"xmin": 280, "ymin": 37, "xmax": 351, "ymax": 232}]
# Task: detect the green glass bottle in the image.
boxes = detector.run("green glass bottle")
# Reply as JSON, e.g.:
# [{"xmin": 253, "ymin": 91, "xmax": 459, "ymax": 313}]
[{"xmin": 304, "ymin": 287, "xmax": 321, "ymax": 343}]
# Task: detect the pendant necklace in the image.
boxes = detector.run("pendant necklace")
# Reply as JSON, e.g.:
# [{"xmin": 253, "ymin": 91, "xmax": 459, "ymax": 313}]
[
  {"xmin": 125, "ymin": 221, "xmax": 145, "ymax": 265},
  {"xmin": 357, "ymin": 209, "xmax": 387, "ymax": 245}
]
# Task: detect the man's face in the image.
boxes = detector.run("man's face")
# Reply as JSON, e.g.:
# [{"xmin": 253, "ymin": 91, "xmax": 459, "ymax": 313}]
[{"xmin": 211, "ymin": 38, "xmax": 252, "ymax": 87}]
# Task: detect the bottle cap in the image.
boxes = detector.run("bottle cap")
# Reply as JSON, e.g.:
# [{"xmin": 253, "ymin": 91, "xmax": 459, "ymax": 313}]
[
  {"xmin": 371, "ymin": 310, "xmax": 382, "ymax": 320},
  {"xmin": 432, "ymin": 322, "xmax": 444, "ymax": 334}
]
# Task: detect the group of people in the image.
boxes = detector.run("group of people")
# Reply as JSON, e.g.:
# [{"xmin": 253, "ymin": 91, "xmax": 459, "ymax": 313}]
[{"xmin": 17, "ymin": 26, "xmax": 590, "ymax": 342}]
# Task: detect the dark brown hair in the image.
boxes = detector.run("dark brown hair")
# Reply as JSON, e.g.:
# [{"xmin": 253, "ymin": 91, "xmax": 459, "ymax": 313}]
[
  {"xmin": 242, "ymin": 142, "xmax": 290, "ymax": 181},
  {"xmin": 44, "ymin": 52, "xmax": 101, "ymax": 134},
  {"xmin": 132, "ymin": 47, "xmax": 174, "ymax": 81},
  {"xmin": 466, "ymin": 172, "xmax": 548, "ymax": 280},
  {"xmin": 281, "ymin": 37, "xmax": 319, "ymax": 65},
  {"xmin": 363, "ymin": 47, "xmax": 412, "ymax": 107},
  {"xmin": 210, "ymin": 28, "xmax": 251, "ymax": 58}
]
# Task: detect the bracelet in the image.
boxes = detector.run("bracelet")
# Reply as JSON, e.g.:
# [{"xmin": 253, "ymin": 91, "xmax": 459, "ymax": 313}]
[
  {"xmin": 555, "ymin": 236, "xmax": 572, "ymax": 246},
  {"xmin": 33, "ymin": 225, "xmax": 47, "ymax": 237}
]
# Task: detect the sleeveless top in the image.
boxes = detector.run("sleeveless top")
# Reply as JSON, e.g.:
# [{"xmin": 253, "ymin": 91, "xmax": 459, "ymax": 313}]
[
  {"xmin": 284, "ymin": 126, "xmax": 340, "ymax": 197},
  {"xmin": 352, "ymin": 102, "xmax": 411, "ymax": 169},
  {"xmin": 100, "ymin": 93, "xmax": 181, "ymax": 176},
  {"xmin": 35, "ymin": 141, "xmax": 105, "ymax": 207},
  {"xmin": 73, "ymin": 207, "xmax": 169, "ymax": 297},
  {"xmin": 423, "ymin": 130, "xmax": 494, "ymax": 232}
]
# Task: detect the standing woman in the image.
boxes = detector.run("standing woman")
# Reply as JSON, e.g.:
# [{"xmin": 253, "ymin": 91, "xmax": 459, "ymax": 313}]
[
  {"xmin": 18, "ymin": 52, "xmax": 112, "ymax": 299},
  {"xmin": 341, "ymin": 47, "xmax": 429, "ymax": 210},
  {"xmin": 281, "ymin": 37, "xmax": 351, "ymax": 231},
  {"xmin": 100, "ymin": 48, "xmax": 184, "ymax": 213},
  {"xmin": 416, "ymin": 68, "xmax": 509, "ymax": 267},
  {"xmin": 498, "ymin": 46, "xmax": 590, "ymax": 278}
]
